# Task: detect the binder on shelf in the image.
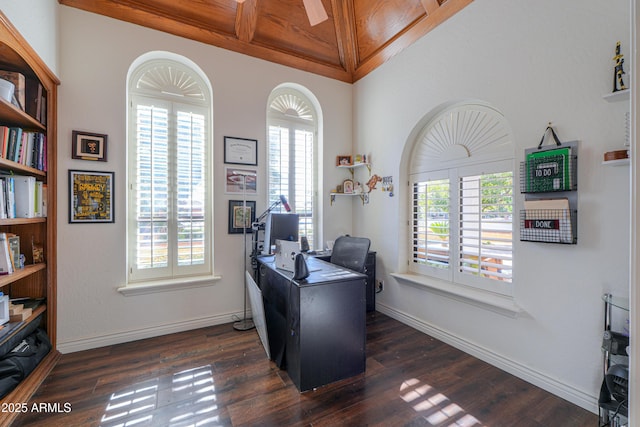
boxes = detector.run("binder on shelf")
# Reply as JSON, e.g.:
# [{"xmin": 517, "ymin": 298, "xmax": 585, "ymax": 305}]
[
  {"xmin": 13, "ymin": 175, "xmax": 36, "ymax": 218},
  {"xmin": 34, "ymin": 181, "xmax": 43, "ymax": 217}
]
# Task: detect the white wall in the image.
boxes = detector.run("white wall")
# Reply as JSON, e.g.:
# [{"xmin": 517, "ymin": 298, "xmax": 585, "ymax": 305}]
[
  {"xmin": 56, "ymin": 6, "xmax": 353, "ymax": 351},
  {"xmin": 354, "ymin": 0, "xmax": 630, "ymax": 412},
  {"xmin": 0, "ymin": 0, "xmax": 59, "ymax": 75}
]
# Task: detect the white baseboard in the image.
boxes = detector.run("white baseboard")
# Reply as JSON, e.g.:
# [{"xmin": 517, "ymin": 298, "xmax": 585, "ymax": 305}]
[
  {"xmin": 57, "ymin": 311, "xmax": 245, "ymax": 354},
  {"xmin": 375, "ymin": 303, "xmax": 598, "ymax": 414}
]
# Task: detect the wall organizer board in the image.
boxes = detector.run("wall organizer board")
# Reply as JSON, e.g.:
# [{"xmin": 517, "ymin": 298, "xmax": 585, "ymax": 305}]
[{"xmin": 519, "ymin": 126, "xmax": 578, "ymax": 244}]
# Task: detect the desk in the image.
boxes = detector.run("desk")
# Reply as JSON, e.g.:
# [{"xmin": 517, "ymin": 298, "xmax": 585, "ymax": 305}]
[
  {"xmin": 312, "ymin": 250, "xmax": 376, "ymax": 312},
  {"xmin": 257, "ymin": 256, "xmax": 366, "ymax": 391}
]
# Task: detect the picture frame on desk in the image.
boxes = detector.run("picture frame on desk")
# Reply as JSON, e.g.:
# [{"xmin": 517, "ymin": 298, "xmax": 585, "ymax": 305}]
[
  {"xmin": 71, "ymin": 130, "xmax": 107, "ymax": 162},
  {"xmin": 69, "ymin": 170, "xmax": 114, "ymax": 223},
  {"xmin": 228, "ymin": 200, "xmax": 256, "ymax": 234}
]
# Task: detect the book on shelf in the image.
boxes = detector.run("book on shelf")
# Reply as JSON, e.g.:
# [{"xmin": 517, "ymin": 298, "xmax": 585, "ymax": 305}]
[
  {"xmin": 7, "ymin": 234, "xmax": 19, "ymax": 270},
  {"xmin": 24, "ymin": 78, "xmax": 44, "ymax": 123},
  {"xmin": 0, "ymin": 233, "xmax": 14, "ymax": 274},
  {"xmin": 0, "ymin": 176, "xmax": 15, "ymax": 219}
]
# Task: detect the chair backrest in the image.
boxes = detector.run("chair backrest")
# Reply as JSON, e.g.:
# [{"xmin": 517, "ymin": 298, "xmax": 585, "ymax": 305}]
[{"xmin": 330, "ymin": 236, "xmax": 371, "ymax": 273}]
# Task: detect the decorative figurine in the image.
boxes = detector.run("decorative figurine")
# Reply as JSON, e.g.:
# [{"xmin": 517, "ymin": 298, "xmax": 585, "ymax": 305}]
[
  {"xmin": 613, "ymin": 41, "xmax": 627, "ymax": 92},
  {"xmin": 366, "ymin": 174, "xmax": 382, "ymax": 192}
]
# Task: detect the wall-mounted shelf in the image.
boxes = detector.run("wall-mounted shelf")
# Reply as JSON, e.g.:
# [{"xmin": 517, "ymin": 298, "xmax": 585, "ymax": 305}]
[
  {"xmin": 602, "ymin": 158, "xmax": 630, "ymax": 167},
  {"xmin": 330, "ymin": 192, "xmax": 367, "ymax": 205},
  {"xmin": 337, "ymin": 162, "xmax": 371, "ymax": 177},
  {"xmin": 331, "ymin": 161, "xmax": 371, "ymax": 205},
  {"xmin": 602, "ymin": 89, "xmax": 630, "ymax": 103}
]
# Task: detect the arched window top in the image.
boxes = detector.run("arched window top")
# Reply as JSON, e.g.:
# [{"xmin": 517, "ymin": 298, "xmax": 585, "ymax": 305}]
[
  {"xmin": 268, "ymin": 88, "xmax": 315, "ymax": 123},
  {"xmin": 130, "ymin": 59, "xmax": 208, "ymax": 105},
  {"xmin": 410, "ymin": 100, "xmax": 513, "ymax": 174}
]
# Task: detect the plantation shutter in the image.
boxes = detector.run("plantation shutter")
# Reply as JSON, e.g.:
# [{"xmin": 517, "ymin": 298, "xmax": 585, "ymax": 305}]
[{"xmin": 458, "ymin": 171, "xmax": 513, "ymax": 283}]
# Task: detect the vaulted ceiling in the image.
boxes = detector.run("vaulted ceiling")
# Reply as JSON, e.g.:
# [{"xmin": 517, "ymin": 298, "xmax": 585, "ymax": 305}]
[{"xmin": 59, "ymin": 0, "xmax": 472, "ymax": 83}]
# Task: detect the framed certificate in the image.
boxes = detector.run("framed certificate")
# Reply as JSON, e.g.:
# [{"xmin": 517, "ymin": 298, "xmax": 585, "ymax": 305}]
[{"xmin": 224, "ymin": 136, "xmax": 258, "ymax": 166}]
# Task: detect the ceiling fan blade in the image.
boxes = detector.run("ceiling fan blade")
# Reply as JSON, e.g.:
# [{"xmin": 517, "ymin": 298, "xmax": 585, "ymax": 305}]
[{"xmin": 302, "ymin": 0, "xmax": 328, "ymax": 26}]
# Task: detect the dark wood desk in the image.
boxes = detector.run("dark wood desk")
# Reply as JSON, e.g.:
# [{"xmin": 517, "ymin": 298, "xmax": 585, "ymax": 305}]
[
  {"xmin": 312, "ymin": 250, "xmax": 376, "ymax": 312},
  {"xmin": 257, "ymin": 255, "xmax": 366, "ymax": 391}
]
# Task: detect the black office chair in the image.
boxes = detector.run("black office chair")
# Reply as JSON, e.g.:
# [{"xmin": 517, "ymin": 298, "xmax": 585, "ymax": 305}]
[{"xmin": 330, "ymin": 235, "xmax": 371, "ymax": 273}]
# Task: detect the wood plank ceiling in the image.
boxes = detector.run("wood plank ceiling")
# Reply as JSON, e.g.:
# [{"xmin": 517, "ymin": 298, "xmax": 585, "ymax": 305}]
[{"xmin": 59, "ymin": 0, "xmax": 473, "ymax": 83}]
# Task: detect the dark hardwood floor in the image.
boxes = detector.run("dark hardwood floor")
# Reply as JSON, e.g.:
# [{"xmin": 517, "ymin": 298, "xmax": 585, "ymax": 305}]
[{"xmin": 13, "ymin": 312, "xmax": 596, "ymax": 426}]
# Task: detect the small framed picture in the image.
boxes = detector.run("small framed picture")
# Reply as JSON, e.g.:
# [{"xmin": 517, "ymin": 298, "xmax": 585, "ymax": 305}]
[
  {"xmin": 336, "ymin": 155, "xmax": 352, "ymax": 166},
  {"xmin": 343, "ymin": 179, "xmax": 354, "ymax": 194},
  {"xmin": 228, "ymin": 200, "xmax": 256, "ymax": 234},
  {"xmin": 72, "ymin": 130, "xmax": 108, "ymax": 161},
  {"xmin": 224, "ymin": 136, "xmax": 258, "ymax": 166},
  {"xmin": 69, "ymin": 170, "xmax": 114, "ymax": 223},
  {"xmin": 225, "ymin": 167, "xmax": 257, "ymax": 194}
]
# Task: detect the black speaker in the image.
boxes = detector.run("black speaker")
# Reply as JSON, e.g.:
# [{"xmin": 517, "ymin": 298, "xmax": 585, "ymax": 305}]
[{"xmin": 293, "ymin": 253, "xmax": 309, "ymax": 281}]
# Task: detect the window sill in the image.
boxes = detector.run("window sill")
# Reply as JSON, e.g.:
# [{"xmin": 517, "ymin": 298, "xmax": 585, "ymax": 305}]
[
  {"xmin": 390, "ymin": 272, "xmax": 524, "ymax": 318},
  {"xmin": 118, "ymin": 275, "xmax": 222, "ymax": 296}
]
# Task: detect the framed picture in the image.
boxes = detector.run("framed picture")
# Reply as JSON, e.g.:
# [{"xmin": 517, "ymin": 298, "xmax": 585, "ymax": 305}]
[
  {"xmin": 336, "ymin": 155, "xmax": 352, "ymax": 166},
  {"xmin": 228, "ymin": 200, "xmax": 256, "ymax": 234},
  {"xmin": 69, "ymin": 170, "xmax": 114, "ymax": 223},
  {"xmin": 343, "ymin": 179, "xmax": 354, "ymax": 194},
  {"xmin": 225, "ymin": 167, "xmax": 257, "ymax": 194},
  {"xmin": 72, "ymin": 130, "xmax": 108, "ymax": 161},
  {"xmin": 224, "ymin": 136, "xmax": 258, "ymax": 166}
]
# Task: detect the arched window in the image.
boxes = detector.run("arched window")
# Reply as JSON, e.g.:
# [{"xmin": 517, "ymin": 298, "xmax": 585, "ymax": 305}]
[
  {"xmin": 267, "ymin": 86, "xmax": 319, "ymax": 249},
  {"xmin": 127, "ymin": 54, "xmax": 213, "ymax": 284},
  {"xmin": 408, "ymin": 101, "xmax": 514, "ymax": 296}
]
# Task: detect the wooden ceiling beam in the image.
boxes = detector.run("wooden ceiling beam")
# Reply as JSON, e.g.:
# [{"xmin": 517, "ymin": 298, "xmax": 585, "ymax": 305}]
[
  {"xmin": 235, "ymin": 0, "xmax": 258, "ymax": 43},
  {"xmin": 331, "ymin": 0, "xmax": 357, "ymax": 75},
  {"xmin": 420, "ymin": 0, "xmax": 441, "ymax": 15}
]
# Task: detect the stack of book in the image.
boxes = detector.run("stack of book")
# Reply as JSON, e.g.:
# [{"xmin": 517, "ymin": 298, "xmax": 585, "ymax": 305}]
[{"xmin": 0, "ymin": 126, "xmax": 47, "ymax": 171}]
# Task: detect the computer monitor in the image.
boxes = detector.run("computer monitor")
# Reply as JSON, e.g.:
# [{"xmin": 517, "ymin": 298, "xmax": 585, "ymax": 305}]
[{"xmin": 262, "ymin": 213, "xmax": 299, "ymax": 254}]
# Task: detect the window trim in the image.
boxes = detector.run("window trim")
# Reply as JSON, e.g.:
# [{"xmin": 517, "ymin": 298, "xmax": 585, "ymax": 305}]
[
  {"xmin": 266, "ymin": 87, "xmax": 319, "ymax": 249},
  {"xmin": 125, "ymin": 55, "xmax": 214, "ymax": 288},
  {"xmin": 403, "ymin": 100, "xmax": 516, "ymax": 301}
]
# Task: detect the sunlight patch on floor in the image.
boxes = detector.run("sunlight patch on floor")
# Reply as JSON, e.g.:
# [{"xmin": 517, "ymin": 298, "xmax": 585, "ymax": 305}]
[
  {"xmin": 400, "ymin": 378, "xmax": 485, "ymax": 426},
  {"xmin": 100, "ymin": 365, "xmax": 222, "ymax": 426}
]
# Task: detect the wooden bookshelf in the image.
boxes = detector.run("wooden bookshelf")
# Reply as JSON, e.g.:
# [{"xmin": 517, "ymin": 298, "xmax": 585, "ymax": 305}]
[{"xmin": 0, "ymin": 11, "xmax": 59, "ymax": 425}]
